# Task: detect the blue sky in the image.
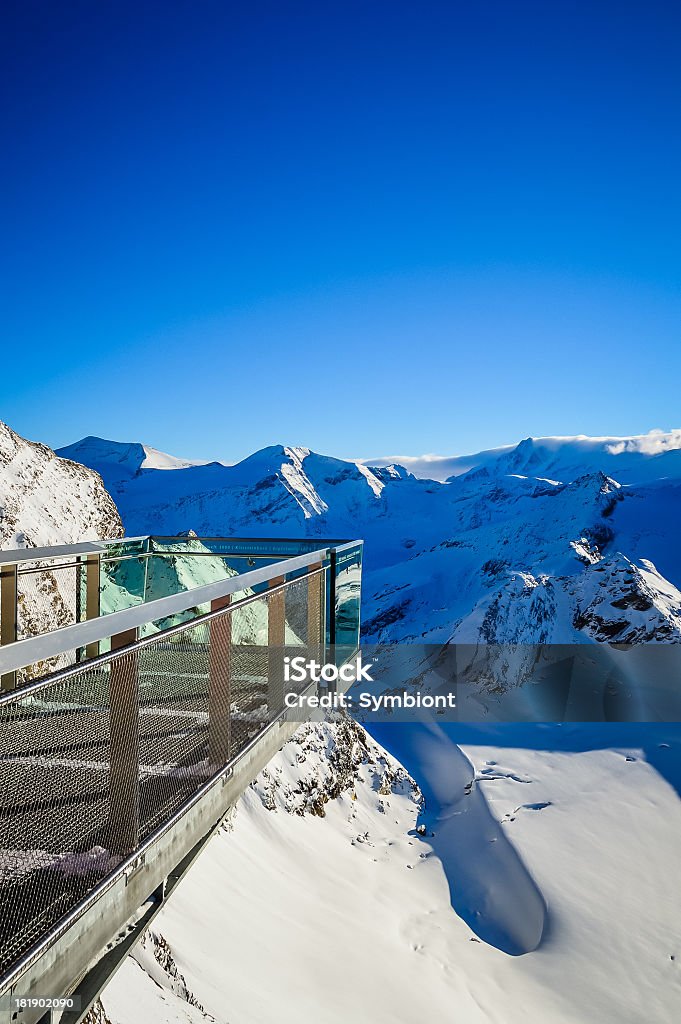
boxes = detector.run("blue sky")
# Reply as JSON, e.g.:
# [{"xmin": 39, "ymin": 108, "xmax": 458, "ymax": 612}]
[{"xmin": 2, "ymin": 0, "xmax": 680, "ymax": 463}]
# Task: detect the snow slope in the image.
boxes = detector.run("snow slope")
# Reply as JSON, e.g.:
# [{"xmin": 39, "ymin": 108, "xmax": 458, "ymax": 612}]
[
  {"xmin": 98, "ymin": 717, "xmax": 681, "ymax": 1024},
  {"xmin": 56, "ymin": 436, "xmax": 212, "ymax": 486}
]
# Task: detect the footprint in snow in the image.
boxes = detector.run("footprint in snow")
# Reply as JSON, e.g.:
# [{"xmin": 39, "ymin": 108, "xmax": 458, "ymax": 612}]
[{"xmin": 476, "ymin": 770, "xmax": 533, "ymax": 784}]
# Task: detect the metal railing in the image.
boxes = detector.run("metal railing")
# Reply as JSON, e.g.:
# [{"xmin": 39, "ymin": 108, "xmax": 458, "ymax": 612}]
[
  {"xmin": 0, "ymin": 536, "xmax": 363, "ymax": 689},
  {"xmin": 0, "ymin": 538, "xmax": 362, "ymax": 995}
]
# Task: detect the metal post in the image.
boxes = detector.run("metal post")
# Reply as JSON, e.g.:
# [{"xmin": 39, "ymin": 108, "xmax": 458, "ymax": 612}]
[
  {"xmin": 143, "ymin": 537, "xmax": 152, "ymax": 602},
  {"xmin": 267, "ymin": 576, "xmax": 285, "ymax": 715},
  {"xmin": 208, "ymin": 596, "xmax": 231, "ymax": 766},
  {"xmin": 108, "ymin": 628, "xmax": 140, "ymax": 854},
  {"xmin": 0, "ymin": 562, "xmax": 18, "ymax": 691},
  {"xmin": 75, "ymin": 558, "xmax": 82, "ymax": 626},
  {"xmin": 328, "ymin": 549, "xmax": 337, "ymax": 651},
  {"xmin": 307, "ymin": 564, "xmax": 322, "ymax": 644},
  {"xmin": 307, "ymin": 563, "xmax": 323, "ymax": 665},
  {"xmin": 85, "ymin": 553, "xmax": 101, "ymax": 659}
]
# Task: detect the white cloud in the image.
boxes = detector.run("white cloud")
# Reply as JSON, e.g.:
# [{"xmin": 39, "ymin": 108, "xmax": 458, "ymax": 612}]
[{"xmin": 605, "ymin": 429, "xmax": 681, "ymax": 456}]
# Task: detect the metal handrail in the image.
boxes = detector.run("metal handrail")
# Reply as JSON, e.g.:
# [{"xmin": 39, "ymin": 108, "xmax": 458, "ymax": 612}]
[
  {"xmin": 100, "ymin": 551, "xmax": 280, "ymax": 565},
  {"xmin": 140, "ymin": 535, "xmax": 352, "ymax": 545},
  {"xmin": 330, "ymin": 540, "xmax": 364, "ymax": 554},
  {"xmin": 0, "ymin": 566, "xmax": 325, "ymax": 709},
  {"xmin": 0, "ymin": 546, "xmax": 335, "ymax": 677},
  {"xmin": 0, "ymin": 536, "xmax": 358, "ymax": 569},
  {"xmin": 0, "ymin": 541, "xmax": 105, "ymax": 566}
]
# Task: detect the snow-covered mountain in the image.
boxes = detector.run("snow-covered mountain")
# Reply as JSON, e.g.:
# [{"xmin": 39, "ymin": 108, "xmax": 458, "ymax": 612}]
[
  {"xmin": 58, "ymin": 436, "xmax": 217, "ymax": 489},
  {"xmin": 365, "ymin": 468, "xmax": 681, "ymax": 648},
  {"xmin": 4, "ymin": 422, "xmax": 680, "ymax": 1023},
  {"xmin": 59, "ymin": 431, "xmax": 681, "ymax": 648},
  {"xmin": 56, "ymin": 438, "xmax": 449, "ymax": 573},
  {"xmin": 364, "ymin": 429, "xmax": 681, "ymax": 483},
  {"xmin": 1, "ymin": 421, "xmax": 123, "ymax": 549},
  {"xmin": 0, "ymin": 422, "xmax": 124, "ymax": 647}
]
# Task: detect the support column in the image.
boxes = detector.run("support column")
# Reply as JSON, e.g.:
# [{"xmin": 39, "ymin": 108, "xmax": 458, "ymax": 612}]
[
  {"xmin": 85, "ymin": 553, "xmax": 101, "ymax": 659},
  {"xmin": 0, "ymin": 563, "xmax": 17, "ymax": 691},
  {"xmin": 108, "ymin": 628, "xmax": 140, "ymax": 854},
  {"xmin": 307, "ymin": 563, "xmax": 323, "ymax": 669},
  {"xmin": 208, "ymin": 596, "xmax": 231, "ymax": 766},
  {"xmin": 328, "ymin": 550, "xmax": 337, "ymax": 650},
  {"xmin": 267, "ymin": 576, "xmax": 285, "ymax": 716}
]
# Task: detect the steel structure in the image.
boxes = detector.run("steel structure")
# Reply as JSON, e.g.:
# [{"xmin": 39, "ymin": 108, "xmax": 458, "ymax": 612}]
[{"xmin": 0, "ymin": 537, "xmax": 363, "ymax": 1024}]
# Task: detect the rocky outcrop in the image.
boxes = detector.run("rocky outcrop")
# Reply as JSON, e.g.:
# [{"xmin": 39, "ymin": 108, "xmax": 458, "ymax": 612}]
[
  {"xmin": 0, "ymin": 421, "xmax": 124, "ymax": 652},
  {"xmin": 0, "ymin": 420, "xmax": 123, "ymax": 549},
  {"xmin": 251, "ymin": 713, "xmax": 421, "ymax": 818}
]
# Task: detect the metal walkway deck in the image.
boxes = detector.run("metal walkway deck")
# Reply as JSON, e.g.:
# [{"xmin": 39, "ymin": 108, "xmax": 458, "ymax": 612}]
[{"xmin": 0, "ymin": 537, "xmax": 362, "ymax": 1024}]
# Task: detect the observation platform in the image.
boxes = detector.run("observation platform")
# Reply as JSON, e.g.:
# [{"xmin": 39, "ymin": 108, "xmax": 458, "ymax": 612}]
[{"xmin": 0, "ymin": 536, "xmax": 362, "ymax": 1023}]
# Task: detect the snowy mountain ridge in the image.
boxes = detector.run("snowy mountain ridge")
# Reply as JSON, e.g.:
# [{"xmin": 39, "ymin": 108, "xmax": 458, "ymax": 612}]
[
  {"xmin": 59, "ymin": 431, "xmax": 681, "ymax": 649},
  {"xmin": 364, "ymin": 428, "xmax": 681, "ymax": 482}
]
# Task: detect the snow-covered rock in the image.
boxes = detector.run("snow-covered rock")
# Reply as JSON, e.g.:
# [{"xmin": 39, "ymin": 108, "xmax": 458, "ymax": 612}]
[
  {"xmin": 1, "ymin": 422, "xmax": 122, "ymax": 550},
  {"xmin": 0, "ymin": 421, "xmax": 123, "ymax": 649}
]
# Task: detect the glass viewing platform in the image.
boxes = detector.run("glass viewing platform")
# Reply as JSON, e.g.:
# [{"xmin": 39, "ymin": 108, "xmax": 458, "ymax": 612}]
[{"xmin": 0, "ymin": 536, "xmax": 362, "ymax": 1012}]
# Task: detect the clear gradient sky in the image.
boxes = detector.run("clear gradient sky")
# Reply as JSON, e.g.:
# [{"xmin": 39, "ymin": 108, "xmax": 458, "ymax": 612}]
[{"xmin": 2, "ymin": 1, "xmax": 680, "ymax": 463}]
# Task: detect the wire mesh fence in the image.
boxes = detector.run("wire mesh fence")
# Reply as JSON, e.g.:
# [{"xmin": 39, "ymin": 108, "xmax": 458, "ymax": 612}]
[
  {"xmin": 14, "ymin": 560, "xmax": 90, "ymax": 687},
  {"xmin": 0, "ymin": 570, "xmax": 323, "ymax": 981},
  {"xmin": 16, "ymin": 563, "xmax": 78, "ymax": 638}
]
